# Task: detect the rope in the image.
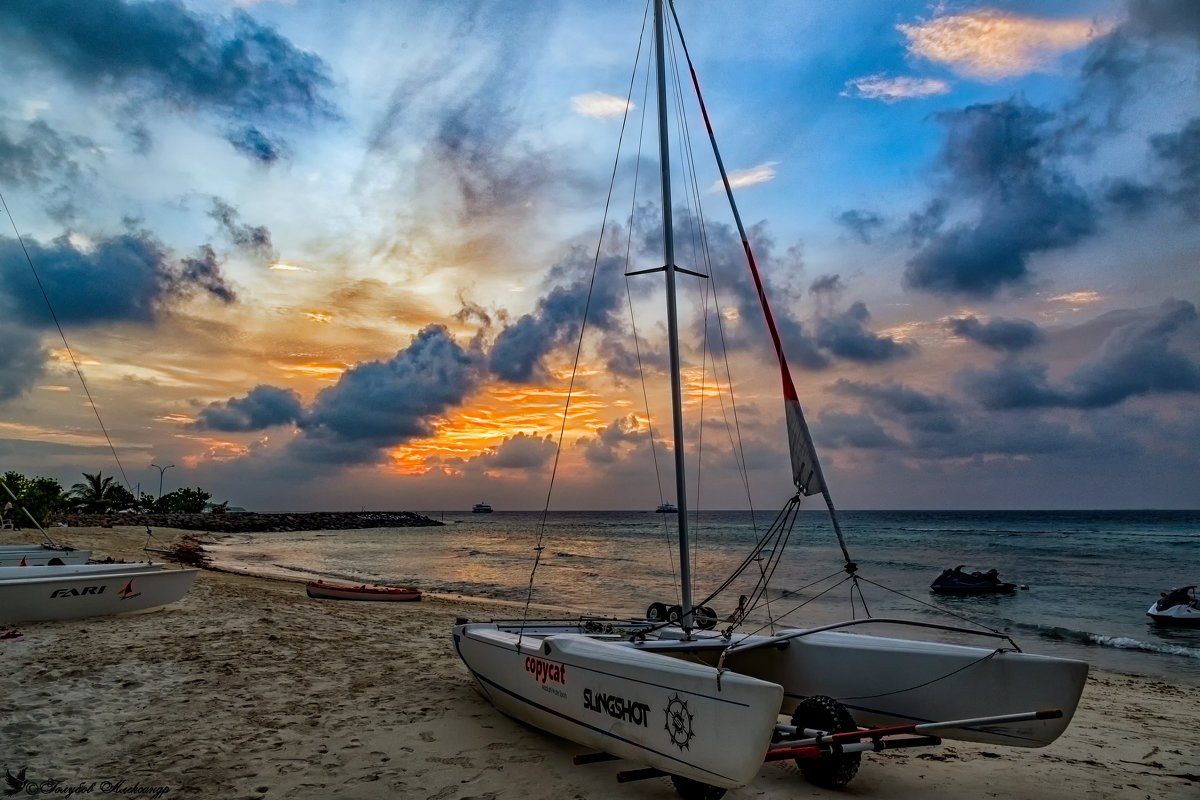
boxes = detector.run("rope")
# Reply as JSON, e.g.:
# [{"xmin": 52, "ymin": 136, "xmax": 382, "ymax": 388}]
[
  {"xmin": 0, "ymin": 190, "xmax": 134, "ymax": 494},
  {"xmin": 835, "ymin": 649, "xmax": 1006, "ymax": 701}
]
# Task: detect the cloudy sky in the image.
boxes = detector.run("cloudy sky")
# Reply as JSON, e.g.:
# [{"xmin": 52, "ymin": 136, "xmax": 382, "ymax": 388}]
[{"xmin": 1, "ymin": 0, "xmax": 1197, "ymax": 512}]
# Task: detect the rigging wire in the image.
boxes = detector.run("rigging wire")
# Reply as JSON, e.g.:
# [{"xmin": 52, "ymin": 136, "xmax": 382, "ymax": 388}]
[
  {"xmin": 518, "ymin": 2, "xmax": 654, "ymax": 637},
  {"xmin": 623, "ymin": 36, "xmax": 683, "ymax": 608},
  {"xmin": 0, "ymin": 189, "xmax": 134, "ymax": 495},
  {"xmin": 660, "ymin": 0, "xmax": 770, "ymax": 617}
]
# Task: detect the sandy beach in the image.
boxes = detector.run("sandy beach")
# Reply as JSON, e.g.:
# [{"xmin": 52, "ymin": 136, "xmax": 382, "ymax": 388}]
[{"xmin": 1, "ymin": 526, "xmax": 1197, "ymax": 800}]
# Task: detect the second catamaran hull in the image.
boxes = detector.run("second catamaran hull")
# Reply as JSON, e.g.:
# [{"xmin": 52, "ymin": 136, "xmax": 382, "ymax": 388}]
[
  {"xmin": 453, "ymin": 623, "xmax": 782, "ymax": 789},
  {"xmin": 646, "ymin": 627, "xmax": 1087, "ymax": 748}
]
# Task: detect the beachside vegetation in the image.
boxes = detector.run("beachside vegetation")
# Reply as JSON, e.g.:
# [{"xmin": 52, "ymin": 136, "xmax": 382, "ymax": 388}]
[{"xmin": 1, "ymin": 470, "xmax": 219, "ymax": 525}]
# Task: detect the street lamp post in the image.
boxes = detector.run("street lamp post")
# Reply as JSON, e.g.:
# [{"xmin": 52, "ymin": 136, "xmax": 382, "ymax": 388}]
[{"xmin": 150, "ymin": 463, "xmax": 175, "ymax": 500}]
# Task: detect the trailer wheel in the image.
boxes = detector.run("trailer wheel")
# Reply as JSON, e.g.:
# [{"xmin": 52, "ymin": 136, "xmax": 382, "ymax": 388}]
[
  {"xmin": 667, "ymin": 604, "xmax": 683, "ymax": 623},
  {"xmin": 669, "ymin": 774, "xmax": 726, "ymax": 800},
  {"xmin": 791, "ymin": 695, "xmax": 860, "ymax": 789},
  {"xmin": 695, "ymin": 606, "xmax": 717, "ymax": 629},
  {"xmin": 646, "ymin": 602, "xmax": 669, "ymax": 621}
]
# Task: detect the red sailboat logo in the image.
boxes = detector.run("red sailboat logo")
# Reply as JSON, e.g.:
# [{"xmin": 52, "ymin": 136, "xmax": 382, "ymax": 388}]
[{"xmin": 120, "ymin": 579, "xmax": 141, "ymax": 600}]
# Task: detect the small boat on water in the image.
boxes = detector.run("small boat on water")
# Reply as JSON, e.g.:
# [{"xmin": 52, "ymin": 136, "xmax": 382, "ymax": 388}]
[
  {"xmin": 306, "ymin": 580, "xmax": 422, "ymax": 602},
  {"xmin": 655, "ymin": 502, "xmax": 678, "ymax": 513},
  {"xmin": 1147, "ymin": 585, "xmax": 1199, "ymax": 626},
  {"xmin": 931, "ymin": 566, "xmax": 1017, "ymax": 595},
  {"xmin": 471, "ymin": 502, "xmax": 493, "ymax": 513}
]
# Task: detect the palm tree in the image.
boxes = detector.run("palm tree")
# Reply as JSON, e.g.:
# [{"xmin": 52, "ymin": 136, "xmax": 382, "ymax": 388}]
[{"xmin": 69, "ymin": 471, "xmax": 120, "ymax": 513}]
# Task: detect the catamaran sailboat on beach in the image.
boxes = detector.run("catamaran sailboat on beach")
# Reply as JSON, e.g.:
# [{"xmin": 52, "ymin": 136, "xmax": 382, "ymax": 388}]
[{"xmin": 454, "ymin": 2, "xmax": 1086, "ymax": 796}]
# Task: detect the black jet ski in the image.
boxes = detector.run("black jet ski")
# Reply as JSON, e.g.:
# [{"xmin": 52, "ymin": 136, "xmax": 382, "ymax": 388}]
[{"xmin": 931, "ymin": 566, "xmax": 1017, "ymax": 595}]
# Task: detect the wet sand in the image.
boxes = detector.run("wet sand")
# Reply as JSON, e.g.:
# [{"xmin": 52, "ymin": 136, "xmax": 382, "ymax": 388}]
[{"xmin": 1, "ymin": 526, "xmax": 1196, "ymax": 799}]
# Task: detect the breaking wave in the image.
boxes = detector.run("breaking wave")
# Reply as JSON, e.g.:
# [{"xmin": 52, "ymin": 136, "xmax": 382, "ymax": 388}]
[{"xmin": 1023, "ymin": 622, "xmax": 1200, "ymax": 660}]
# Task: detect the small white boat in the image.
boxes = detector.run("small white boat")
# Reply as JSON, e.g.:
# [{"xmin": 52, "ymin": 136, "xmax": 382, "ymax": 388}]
[
  {"xmin": 655, "ymin": 502, "xmax": 678, "ymax": 513},
  {"xmin": 0, "ymin": 544, "xmax": 91, "ymax": 567},
  {"xmin": 0, "ymin": 567, "xmax": 198, "ymax": 623},
  {"xmin": 472, "ymin": 502, "xmax": 493, "ymax": 513},
  {"xmin": 1147, "ymin": 585, "xmax": 1199, "ymax": 626},
  {"xmin": 0, "ymin": 562, "xmax": 166, "ymax": 580}
]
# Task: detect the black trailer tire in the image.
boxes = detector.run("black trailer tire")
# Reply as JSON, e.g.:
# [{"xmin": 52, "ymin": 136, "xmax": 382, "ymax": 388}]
[
  {"xmin": 669, "ymin": 774, "xmax": 727, "ymax": 800},
  {"xmin": 646, "ymin": 602, "xmax": 669, "ymax": 621},
  {"xmin": 695, "ymin": 606, "xmax": 717, "ymax": 629},
  {"xmin": 667, "ymin": 604, "xmax": 683, "ymax": 623},
  {"xmin": 791, "ymin": 695, "xmax": 861, "ymax": 789}
]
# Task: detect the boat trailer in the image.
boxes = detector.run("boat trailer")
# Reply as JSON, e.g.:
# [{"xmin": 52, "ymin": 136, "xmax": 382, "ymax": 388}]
[{"xmin": 574, "ymin": 707, "xmax": 1064, "ymax": 792}]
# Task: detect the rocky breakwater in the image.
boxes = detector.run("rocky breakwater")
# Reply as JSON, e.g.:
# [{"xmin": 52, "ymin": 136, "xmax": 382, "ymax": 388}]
[{"xmin": 54, "ymin": 511, "xmax": 443, "ymax": 533}]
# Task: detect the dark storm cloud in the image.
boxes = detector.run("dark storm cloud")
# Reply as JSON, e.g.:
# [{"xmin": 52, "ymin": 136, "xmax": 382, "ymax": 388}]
[
  {"xmin": 1103, "ymin": 177, "xmax": 1162, "ymax": 217},
  {"xmin": 1126, "ymin": 0, "xmax": 1200, "ymax": 44},
  {"xmin": 959, "ymin": 300, "xmax": 1200, "ymax": 410},
  {"xmin": 195, "ymin": 385, "xmax": 303, "ymax": 432},
  {"xmin": 681, "ymin": 216, "xmax": 828, "ymax": 371},
  {"xmin": 948, "ymin": 315, "xmax": 1044, "ymax": 352},
  {"xmin": 809, "ymin": 274, "xmax": 845, "ymax": 297},
  {"xmin": 226, "ymin": 125, "xmax": 285, "ymax": 166},
  {"xmin": 832, "ymin": 379, "xmax": 960, "ymax": 435},
  {"xmin": 903, "ymin": 100, "xmax": 1097, "ymax": 299},
  {"xmin": 835, "ymin": 209, "xmax": 884, "ymax": 244},
  {"xmin": 208, "ymin": 198, "xmax": 273, "ymax": 259},
  {"xmin": 0, "ymin": 119, "xmax": 96, "ymax": 223},
  {"xmin": 815, "ymin": 302, "xmax": 915, "ymax": 364},
  {"xmin": 293, "ymin": 325, "xmax": 480, "ymax": 463},
  {"xmin": 580, "ymin": 415, "xmax": 645, "ymax": 465},
  {"xmin": 0, "ymin": 0, "xmax": 335, "ymax": 157},
  {"xmin": 177, "ymin": 246, "xmax": 237, "ymax": 304},
  {"xmin": 818, "ymin": 378, "xmax": 1125, "ymax": 463},
  {"xmin": 1148, "ymin": 118, "xmax": 1200, "ymax": 218},
  {"xmin": 811, "ymin": 411, "xmax": 899, "ymax": 450},
  {"xmin": 0, "ymin": 322, "xmax": 47, "ymax": 402},
  {"xmin": 368, "ymin": 3, "xmax": 555, "ymax": 224},
  {"xmin": 956, "ymin": 360, "xmax": 1066, "ymax": 410},
  {"xmin": 0, "ymin": 120, "xmax": 91, "ymax": 187},
  {"xmin": 489, "ymin": 247, "xmax": 626, "ymax": 382},
  {"xmin": 486, "ymin": 432, "xmax": 555, "ymax": 469},
  {"xmin": 0, "ymin": 232, "xmax": 233, "ymax": 326},
  {"xmin": 1066, "ymin": 299, "xmax": 1200, "ymax": 406},
  {"xmin": 1101, "ymin": 118, "xmax": 1200, "ymax": 220}
]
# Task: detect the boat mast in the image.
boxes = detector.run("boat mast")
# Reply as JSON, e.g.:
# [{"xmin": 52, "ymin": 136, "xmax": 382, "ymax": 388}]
[{"xmin": 655, "ymin": 0, "xmax": 694, "ymax": 631}]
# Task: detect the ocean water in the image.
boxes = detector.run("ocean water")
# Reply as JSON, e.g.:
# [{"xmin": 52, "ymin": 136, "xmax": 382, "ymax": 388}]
[{"xmin": 203, "ymin": 508, "xmax": 1200, "ymax": 683}]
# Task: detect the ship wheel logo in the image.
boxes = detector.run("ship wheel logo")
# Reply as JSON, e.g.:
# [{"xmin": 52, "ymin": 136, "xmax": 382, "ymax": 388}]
[{"xmin": 663, "ymin": 693, "xmax": 695, "ymax": 750}]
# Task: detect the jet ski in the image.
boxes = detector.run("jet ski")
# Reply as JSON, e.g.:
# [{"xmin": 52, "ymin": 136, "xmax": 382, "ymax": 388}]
[
  {"xmin": 1147, "ymin": 585, "xmax": 1200, "ymax": 626},
  {"xmin": 931, "ymin": 566, "xmax": 1017, "ymax": 595}
]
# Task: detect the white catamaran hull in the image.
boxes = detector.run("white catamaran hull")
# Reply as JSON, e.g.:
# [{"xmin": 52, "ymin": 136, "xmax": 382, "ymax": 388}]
[
  {"xmin": 0, "ymin": 568, "xmax": 198, "ymax": 623},
  {"xmin": 0, "ymin": 546, "xmax": 91, "ymax": 567},
  {"xmin": 720, "ymin": 629, "xmax": 1088, "ymax": 747},
  {"xmin": 453, "ymin": 622, "xmax": 783, "ymax": 789}
]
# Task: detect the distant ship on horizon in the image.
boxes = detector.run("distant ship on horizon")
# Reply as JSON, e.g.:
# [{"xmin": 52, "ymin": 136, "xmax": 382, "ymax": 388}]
[{"xmin": 472, "ymin": 502, "xmax": 493, "ymax": 513}]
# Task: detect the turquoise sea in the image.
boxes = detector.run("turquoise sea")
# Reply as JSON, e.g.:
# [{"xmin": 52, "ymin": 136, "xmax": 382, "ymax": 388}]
[{"xmin": 204, "ymin": 509, "xmax": 1200, "ymax": 683}]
